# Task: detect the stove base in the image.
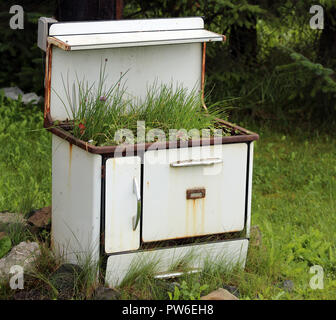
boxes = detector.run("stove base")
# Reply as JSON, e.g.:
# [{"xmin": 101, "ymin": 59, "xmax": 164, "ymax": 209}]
[{"xmin": 105, "ymin": 238, "xmax": 248, "ymax": 287}]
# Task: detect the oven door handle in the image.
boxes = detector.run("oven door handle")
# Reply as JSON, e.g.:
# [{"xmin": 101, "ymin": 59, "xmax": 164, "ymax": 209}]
[
  {"xmin": 170, "ymin": 158, "xmax": 223, "ymax": 168},
  {"xmin": 132, "ymin": 177, "xmax": 141, "ymax": 231}
]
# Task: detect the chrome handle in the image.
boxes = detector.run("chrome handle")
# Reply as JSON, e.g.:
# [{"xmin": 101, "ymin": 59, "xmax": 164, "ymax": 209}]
[
  {"xmin": 132, "ymin": 177, "xmax": 141, "ymax": 231},
  {"xmin": 170, "ymin": 158, "xmax": 222, "ymax": 168}
]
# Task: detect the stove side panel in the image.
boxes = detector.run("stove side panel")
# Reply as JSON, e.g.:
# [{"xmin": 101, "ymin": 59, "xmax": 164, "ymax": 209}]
[
  {"xmin": 51, "ymin": 135, "xmax": 102, "ymax": 265},
  {"xmin": 245, "ymin": 142, "xmax": 254, "ymax": 238}
]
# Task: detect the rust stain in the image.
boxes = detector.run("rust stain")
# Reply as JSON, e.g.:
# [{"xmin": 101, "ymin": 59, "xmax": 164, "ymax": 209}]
[
  {"xmin": 147, "ymin": 181, "xmax": 150, "ymax": 187},
  {"xmin": 192, "ymin": 199, "xmax": 197, "ymax": 234},
  {"xmin": 201, "ymin": 198, "xmax": 205, "ymax": 233},
  {"xmin": 185, "ymin": 198, "xmax": 205, "ymax": 237},
  {"xmin": 186, "ymin": 188, "xmax": 206, "ymax": 200},
  {"xmin": 186, "ymin": 200, "xmax": 190, "ymax": 235},
  {"xmin": 48, "ymin": 36, "xmax": 71, "ymax": 51},
  {"xmin": 68, "ymin": 143, "xmax": 73, "ymax": 187},
  {"xmin": 192, "ymin": 199, "xmax": 196, "ymax": 212},
  {"xmin": 69, "ymin": 143, "xmax": 73, "ymax": 168},
  {"xmin": 46, "ymin": 119, "xmax": 259, "ymax": 155},
  {"xmin": 44, "ymin": 44, "xmax": 52, "ymax": 118}
]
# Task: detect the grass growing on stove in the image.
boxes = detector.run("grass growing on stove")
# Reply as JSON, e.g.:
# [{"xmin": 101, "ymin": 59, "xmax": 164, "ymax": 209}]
[{"xmin": 54, "ymin": 62, "xmax": 226, "ymax": 146}]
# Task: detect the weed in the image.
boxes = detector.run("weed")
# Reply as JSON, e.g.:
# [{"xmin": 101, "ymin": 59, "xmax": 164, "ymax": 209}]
[
  {"xmin": 54, "ymin": 62, "xmax": 226, "ymax": 146},
  {"xmin": 168, "ymin": 280, "xmax": 208, "ymax": 300}
]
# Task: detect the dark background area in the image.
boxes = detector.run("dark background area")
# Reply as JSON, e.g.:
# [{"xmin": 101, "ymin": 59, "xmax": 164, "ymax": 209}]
[{"xmin": 0, "ymin": 0, "xmax": 335, "ymax": 124}]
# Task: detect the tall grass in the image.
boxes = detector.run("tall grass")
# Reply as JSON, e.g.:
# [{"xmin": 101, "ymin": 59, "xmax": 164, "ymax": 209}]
[
  {"xmin": 0, "ymin": 93, "xmax": 51, "ymax": 214},
  {"xmin": 54, "ymin": 61, "xmax": 224, "ymax": 146}
]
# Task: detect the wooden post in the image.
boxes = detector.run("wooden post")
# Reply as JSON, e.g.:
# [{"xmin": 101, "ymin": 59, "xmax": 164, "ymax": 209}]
[
  {"xmin": 56, "ymin": 0, "xmax": 123, "ymax": 22},
  {"xmin": 115, "ymin": 0, "xmax": 124, "ymax": 20}
]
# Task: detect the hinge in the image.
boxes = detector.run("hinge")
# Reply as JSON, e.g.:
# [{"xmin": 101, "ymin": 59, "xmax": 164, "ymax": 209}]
[
  {"xmin": 101, "ymin": 164, "xmax": 105, "ymax": 179},
  {"xmin": 100, "ymin": 231, "xmax": 105, "ymax": 247}
]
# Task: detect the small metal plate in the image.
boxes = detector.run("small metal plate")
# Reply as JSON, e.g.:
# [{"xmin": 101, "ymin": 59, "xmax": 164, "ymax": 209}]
[{"xmin": 186, "ymin": 188, "xmax": 206, "ymax": 200}]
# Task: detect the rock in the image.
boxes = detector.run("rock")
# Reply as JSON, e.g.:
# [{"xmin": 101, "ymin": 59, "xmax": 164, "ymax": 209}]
[
  {"xmin": 1, "ymin": 87, "xmax": 24, "ymax": 100},
  {"xmin": 93, "ymin": 286, "xmax": 121, "ymax": 300},
  {"xmin": 222, "ymin": 284, "xmax": 240, "ymax": 298},
  {"xmin": 13, "ymin": 288, "xmax": 47, "ymax": 300},
  {"xmin": 0, "ymin": 212, "xmax": 26, "ymax": 225},
  {"xmin": 200, "ymin": 288, "xmax": 239, "ymax": 300},
  {"xmin": 0, "ymin": 241, "xmax": 40, "ymax": 279},
  {"xmin": 50, "ymin": 264, "xmax": 83, "ymax": 299},
  {"xmin": 1, "ymin": 87, "xmax": 42, "ymax": 105},
  {"xmin": 282, "ymin": 280, "xmax": 294, "ymax": 292},
  {"xmin": 27, "ymin": 207, "xmax": 51, "ymax": 228},
  {"xmin": 250, "ymin": 225, "xmax": 262, "ymax": 247},
  {"xmin": 53, "ymin": 263, "xmax": 82, "ymax": 276},
  {"xmin": 21, "ymin": 92, "xmax": 42, "ymax": 105}
]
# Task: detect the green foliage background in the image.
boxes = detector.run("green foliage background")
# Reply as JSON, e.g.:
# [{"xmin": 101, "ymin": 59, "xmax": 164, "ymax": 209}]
[
  {"xmin": 0, "ymin": 93, "xmax": 51, "ymax": 214},
  {"xmin": 1, "ymin": 0, "xmax": 335, "ymax": 121},
  {"xmin": 0, "ymin": 1, "xmax": 56, "ymax": 95}
]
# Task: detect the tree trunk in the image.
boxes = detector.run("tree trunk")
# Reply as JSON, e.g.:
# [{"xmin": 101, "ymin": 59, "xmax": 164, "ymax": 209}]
[
  {"xmin": 318, "ymin": 6, "xmax": 336, "ymax": 64},
  {"xmin": 229, "ymin": 16, "xmax": 258, "ymax": 62},
  {"xmin": 55, "ymin": 0, "xmax": 123, "ymax": 22}
]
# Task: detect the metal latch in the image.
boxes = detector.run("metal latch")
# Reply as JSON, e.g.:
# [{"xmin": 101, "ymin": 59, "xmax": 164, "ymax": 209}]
[
  {"xmin": 132, "ymin": 177, "xmax": 141, "ymax": 231},
  {"xmin": 186, "ymin": 188, "xmax": 206, "ymax": 200},
  {"xmin": 37, "ymin": 17, "xmax": 58, "ymax": 52}
]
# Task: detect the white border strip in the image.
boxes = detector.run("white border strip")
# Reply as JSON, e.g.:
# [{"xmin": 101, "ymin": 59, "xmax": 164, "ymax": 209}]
[{"xmin": 50, "ymin": 17, "xmax": 205, "ymax": 36}]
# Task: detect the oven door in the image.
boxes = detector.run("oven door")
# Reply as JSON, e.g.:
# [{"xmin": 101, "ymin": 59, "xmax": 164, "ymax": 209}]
[
  {"xmin": 142, "ymin": 143, "xmax": 248, "ymax": 242},
  {"xmin": 105, "ymin": 156, "xmax": 141, "ymax": 254}
]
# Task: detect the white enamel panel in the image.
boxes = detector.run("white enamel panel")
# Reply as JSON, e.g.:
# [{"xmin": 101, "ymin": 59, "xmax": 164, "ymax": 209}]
[
  {"xmin": 105, "ymin": 157, "xmax": 141, "ymax": 254},
  {"xmin": 49, "ymin": 17, "xmax": 205, "ymax": 36},
  {"xmin": 50, "ymin": 43, "xmax": 202, "ymax": 121},
  {"xmin": 142, "ymin": 144, "xmax": 248, "ymax": 242},
  {"xmin": 105, "ymin": 239, "xmax": 248, "ymax": 287},
  {"xmin": 51, "ymin": 135, "xmax": 102, "ymax": 265},
  {"xmin": 51, "ymin": 29, "xmax": 222, "ymax": 51}
]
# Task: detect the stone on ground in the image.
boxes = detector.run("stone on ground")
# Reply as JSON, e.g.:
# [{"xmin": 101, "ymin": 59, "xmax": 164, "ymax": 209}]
[
  {"xmin": 93, "ymin": 286, "xmax": 121, "ymax": 300},
  {"xmin": 27, "ymin": 207, "xmax": 51, "ymax": 228},
  {"xmin": 282, "ymin": 280, "xmax": 294, "ymax": 292},
  {"xmin": 0, "ymin": 241, "xmax": 40, "ymax": 279},
  {"xmin": 1, "ymin": 87, "xmax": 42, "ymax": 105},
  {"xmin": 200, "ymin": 288, "xmax": 239, "ymax": 300},
  {"xmin": 50, "ymin": 264, "xmax": 83, "ymax": 300},
  {"xmin": 0, "ymin": 212, "xmax": 26, "ymax": 225},
  {"xmin": 223, "ymin": 284, "xmax": 240, "ymax": 298}
]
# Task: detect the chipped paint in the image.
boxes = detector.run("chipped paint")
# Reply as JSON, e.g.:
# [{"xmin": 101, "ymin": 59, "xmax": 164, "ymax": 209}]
[
  {"xmin": 67, "ymin": 143, "xmax": 73, "ymax": 188},
  {"xmin": 201, "ymin": 198, "xmax": 205, "ymax": 233},
  {"xmin": 47, "ymin": 36, "xmax": 71, "ymax": 51},
  {"xmin": 69, "ymin": 143, "xmax": 73, "ymax": 166}
]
